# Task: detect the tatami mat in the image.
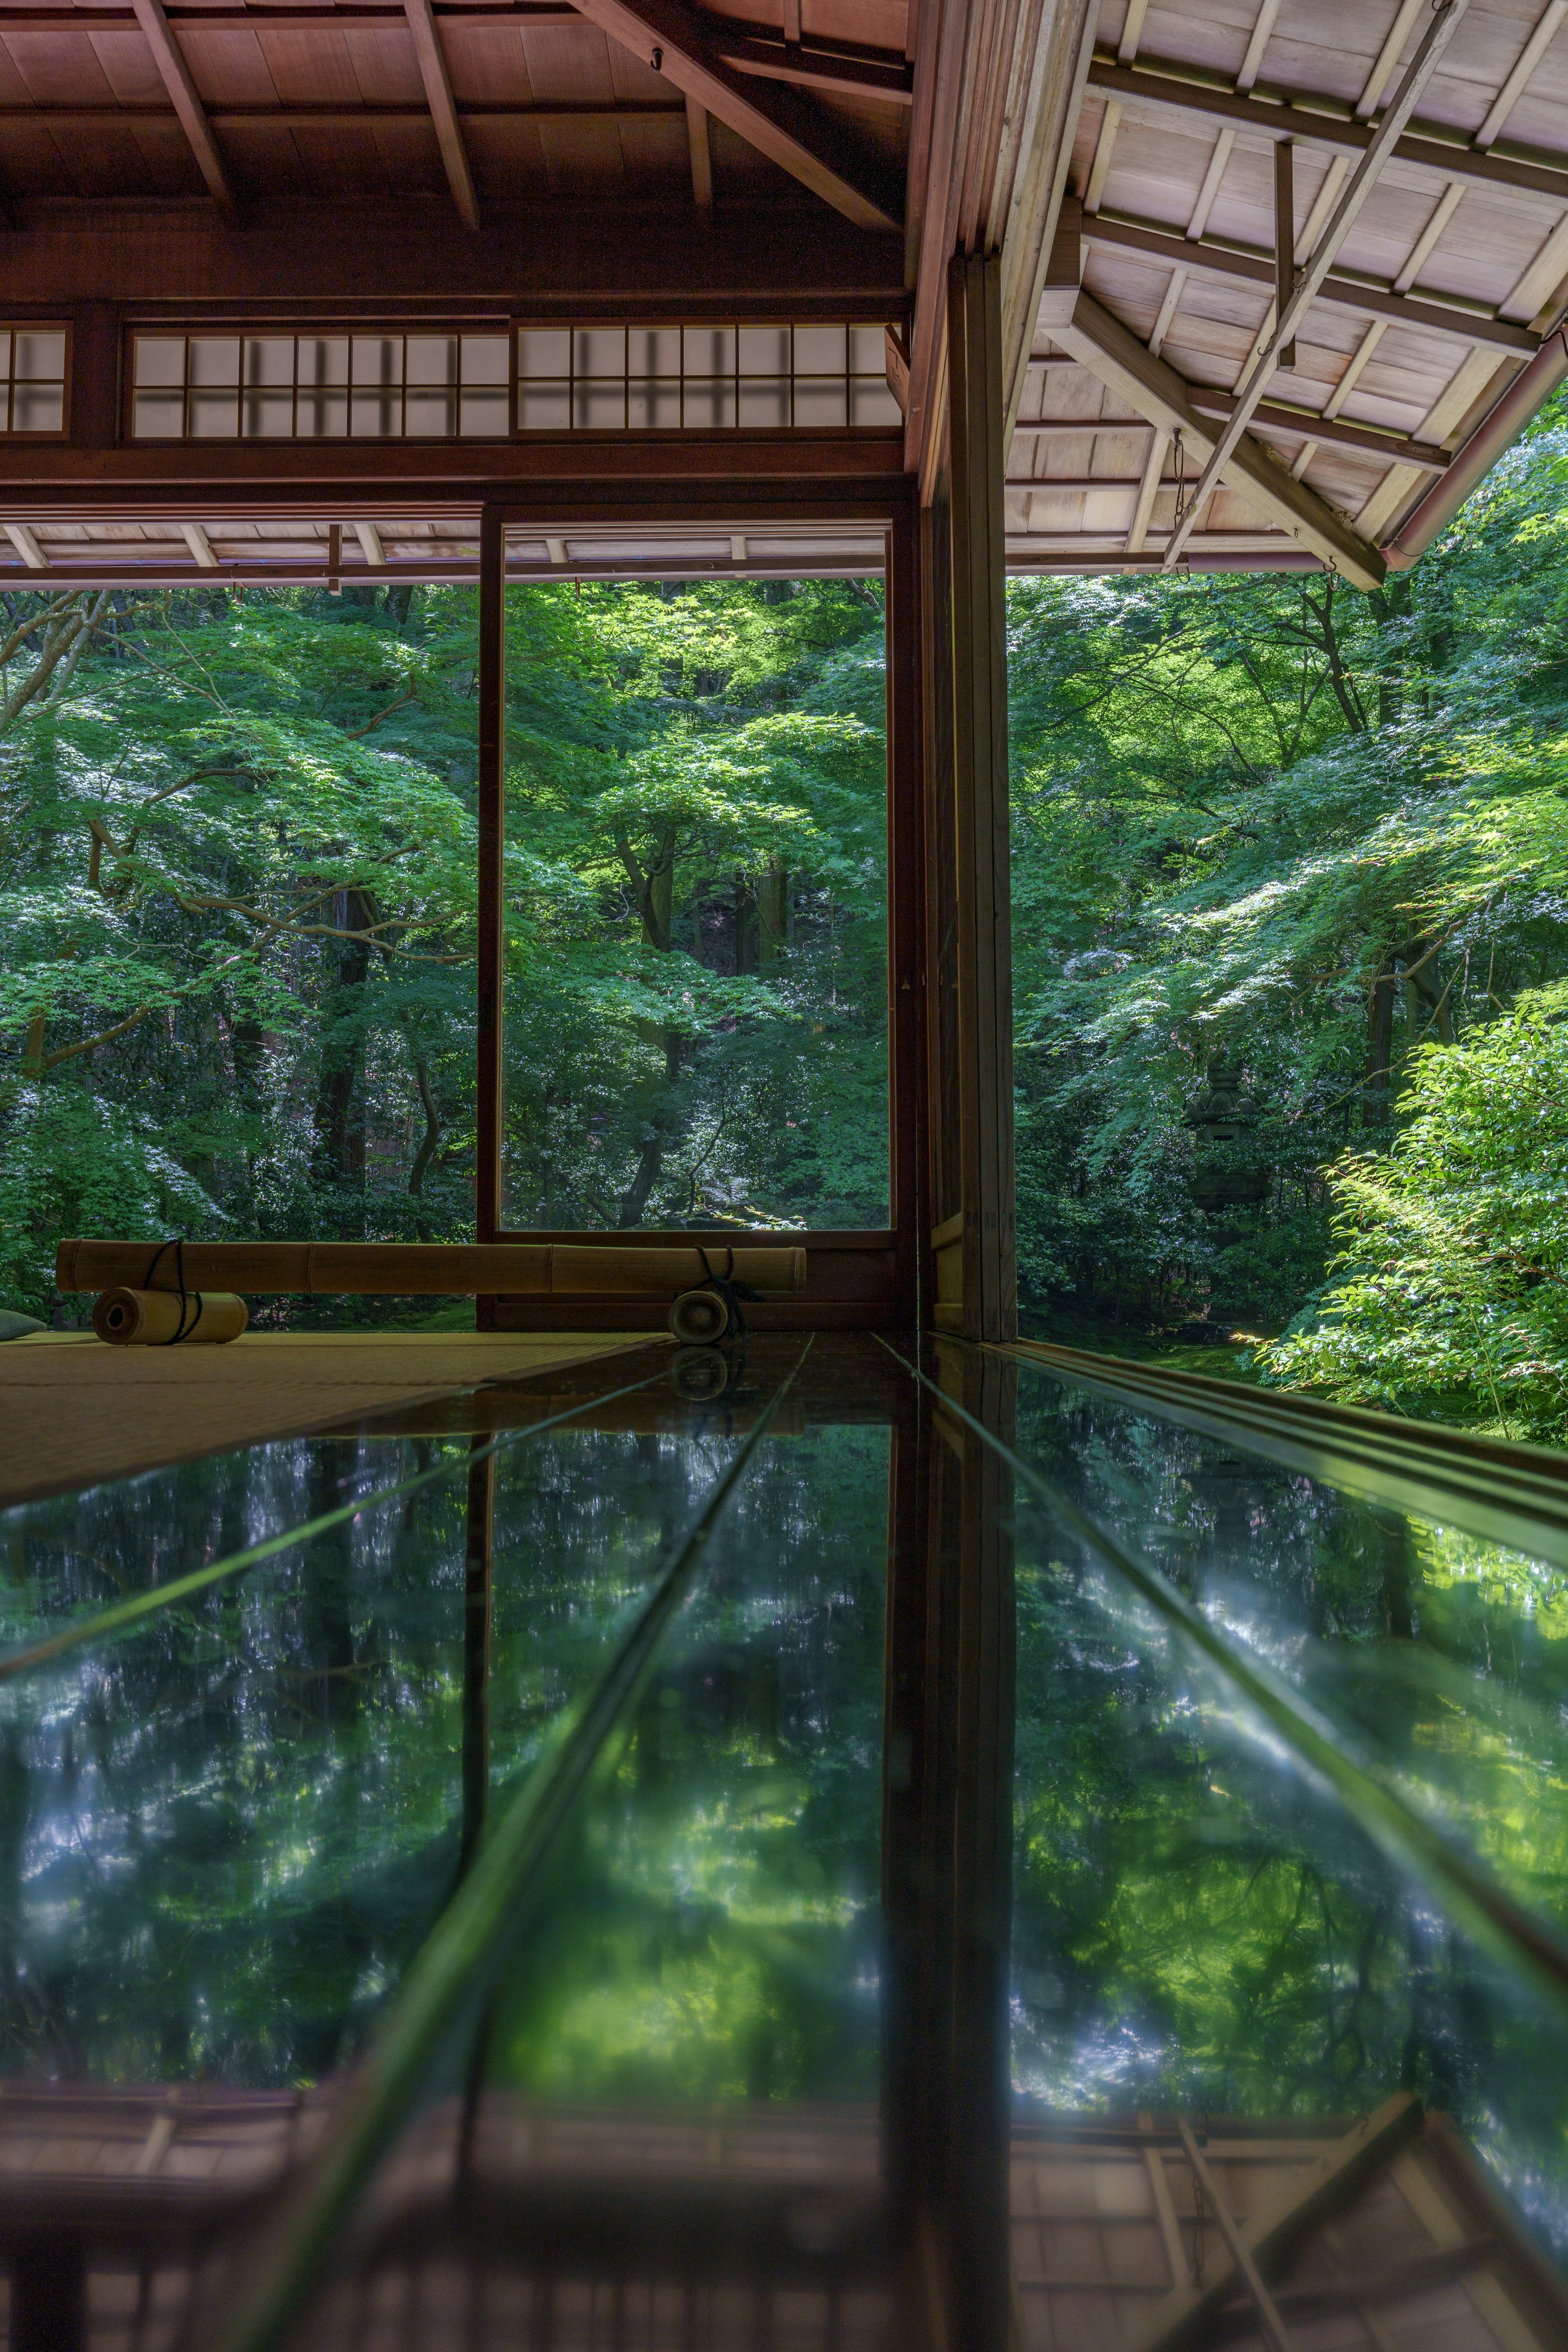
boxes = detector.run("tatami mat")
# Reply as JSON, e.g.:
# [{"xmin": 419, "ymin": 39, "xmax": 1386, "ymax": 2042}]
[{"xmin": 0, "ymin": 1332, "xmax": 664, "ymax": 1508}]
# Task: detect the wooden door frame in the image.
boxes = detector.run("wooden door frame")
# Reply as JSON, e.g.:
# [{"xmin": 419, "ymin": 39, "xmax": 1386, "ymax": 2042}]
[{"xmin": 476, "ymin": 479, "xmax": 924, "ymax": 1332}]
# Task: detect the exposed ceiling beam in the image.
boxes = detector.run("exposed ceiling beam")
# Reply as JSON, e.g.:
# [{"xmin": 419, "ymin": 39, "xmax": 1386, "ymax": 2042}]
[
  {"xmin": 1234, "ymin": 0, "xmax": 1284, "ymax": 94},
  {"xmin": 1042, "ymin": 285, "xmax": 1385, "ymax": 586},
  {"xmin": 1085, "ymin": 212, "xmax": 1539, "ymax": 352},
  {"xmin": 685, "ymin": 91, "xmax": 713, "ymax": 207},
  {"xmin": 1013, "ymin": 399, "xmax": 1451, "ymax": 468},
  {"xmin": 354, "ymin": 521, "xmax": 385, "ymax": 566},
  {"xmin": 0, "ymin": 103, "xmax": 690, "ymax": 126},
  {"xmin": 1163, "ymin": 0, "xmax": 1469, "ymax": 569},
  {"xmin": 181, "ymin": 521, "xmax": 218, "ymax": 566},
  {"xmin": 1475, "ymin": 0, "xmax": 1568, "ymax": 149},
  {"xmin": 562, "ymin": 0, "xmax": 902, "ymax": 230},
  {"xmin": 403, "ymin": 0, "xmax": 481, "ymax": 228},
  {"xmin": 129, "ymin": 0, "xmax": 236, "ymax": 218},
  {"xmin": 1084, "ymin": 51, "xmax": 1568, "ymax": 209},
  {"xmin": 4, "ymin": 523, "xmax": 47, "ymax": 568},
  {"xmin": 719, "ymin": 36, "xmax": 913, "ymax": 105}
]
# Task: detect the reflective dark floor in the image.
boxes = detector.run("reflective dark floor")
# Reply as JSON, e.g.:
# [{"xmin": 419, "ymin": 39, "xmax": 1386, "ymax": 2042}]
[{"xmin": 0, "ymin": 1332, "xmax": 1566, "ymax": 2351}]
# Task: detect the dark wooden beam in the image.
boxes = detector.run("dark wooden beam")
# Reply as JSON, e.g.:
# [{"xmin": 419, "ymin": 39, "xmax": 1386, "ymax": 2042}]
[
  {"xmin": 561, "ymin": 0, "xmax": 902, "ymax": 229},
  {"xmin": 1086, "ymin": 49, "xmax": 1568, "ymax": 208},
  {"xmin": 0, "ymin": 204, "xmax": 904, "ymax": 305},
  {"xmin": 1085, "ymin": 211, "xmax": 1539, "ymax": 353},
  {"xmin": 403, "ymin": 0, "xmax": 481, "ymax": 227},
  {"xmin": 129, "ymin": 0, "xmax": 236, "ymax": 217}
]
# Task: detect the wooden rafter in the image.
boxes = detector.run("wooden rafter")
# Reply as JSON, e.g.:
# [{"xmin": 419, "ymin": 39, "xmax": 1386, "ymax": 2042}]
[
  {"xmin": 1164, "ymin": 0, "xmax": 1470, "ymax": 568},
  {"xmin": 685, "ymin": 92, "xmax": 713, "ymax": 207},
  {"xmin": 1084, "ymin": 52, "xmax": 1568, "ymax": 208},
  {"xmin": 129, "ymin": 0, "xmax": 236, "ymax": 218},
  {"xmin": 1121, "ymin": 2096, "xmax": 1423, "ymax": 2352},
  {"xmin": 1083, "ymin": 213, "xmax": 1539, "ymax": 353},
  {"xmin": 402, "ymin": 0, "xmax": 481, "ymax": 229},
  {"xmin": 562, "ymin": 0, "xmax": 902, "ymax": 230},
  {"xmin": 719, "ymin": 36, "xmax": 913, "ymax": 104},
  {"xmin": 1041, "ymin": 285, "xmax": 1386, "ymax": 586}
]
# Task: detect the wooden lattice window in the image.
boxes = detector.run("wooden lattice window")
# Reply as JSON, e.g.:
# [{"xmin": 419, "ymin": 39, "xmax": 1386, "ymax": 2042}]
[{"xmin": 515, "ymin": 323, "xmax": 900, "ymax": 430}]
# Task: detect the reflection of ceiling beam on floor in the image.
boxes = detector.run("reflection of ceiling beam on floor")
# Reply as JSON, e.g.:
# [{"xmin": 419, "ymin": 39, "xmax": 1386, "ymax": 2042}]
[
  {"xmin": 130, "ymin": 0, "xmax": 236, "ymax": 217},
  {"xmin": 1084, "ymin": 53, "xmax": 1568, "ymax": 207},
  {"xmin": 402, "ymin": 0, "xmax": 481, "ymax": 227},
  {"xmin": 1085, "ymin": 212, "xmax": 1537, "ymax": 352},
  {"xmin": 563, "ymin": 0, "xmax": 902, "ymax": 230},
  {"xmin": 1043, "ymin": 286, "xmax": 1386, "ymax": 585},
  {"xmin": 1164, "ymin": 0, "xmax": 1469, "ymax": 569}
]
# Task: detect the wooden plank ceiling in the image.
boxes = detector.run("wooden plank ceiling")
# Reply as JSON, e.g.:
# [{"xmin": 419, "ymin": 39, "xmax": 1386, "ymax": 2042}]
[
  {"xmin": 1008, "ymin": 0, "xmax": 1568, "ymax": 579},
  {"xmin": 1, "ymin": 0, "xmax": 1567, "ymax": 585}
]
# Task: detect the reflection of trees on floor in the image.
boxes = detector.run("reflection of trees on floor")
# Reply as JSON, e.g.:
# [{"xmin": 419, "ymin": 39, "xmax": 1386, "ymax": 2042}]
[{"xmin": 0, "ymin": 2086, "xmax": 1557, "ymax": 2352}]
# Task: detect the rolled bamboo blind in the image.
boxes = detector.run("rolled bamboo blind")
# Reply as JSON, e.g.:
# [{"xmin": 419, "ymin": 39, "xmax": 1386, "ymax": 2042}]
[{"xmin": 56, "ymin": 1240, "xmax": 808, "ymax": 1299}]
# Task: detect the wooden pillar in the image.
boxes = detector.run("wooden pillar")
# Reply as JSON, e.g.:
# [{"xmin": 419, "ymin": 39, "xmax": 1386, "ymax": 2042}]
[
  {"xmin": 886, "ymin": 507, "xmax": 926, "ymax": 1326},
  {"xmin": 476, "ymin": 504, "xmax": 505, "ymax": 1320},
  {"xmin": 926, "ymin": 253, "xmax": 1017, "ymax": 1343}
]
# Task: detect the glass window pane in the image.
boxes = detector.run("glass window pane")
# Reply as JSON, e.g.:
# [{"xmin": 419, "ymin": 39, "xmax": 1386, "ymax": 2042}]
[
  {"xmin": 793, "ymin": 323, "xmax": 846, "ymax": 373},
  {"xmin": 404, "ymin": 387, "xmax": 456, "ymax": 437},
  {"xmin": 628, "ymin": 379, "xmax": 681, "ymax": 429},
  {"xmin": 297, "ymin": 336, "xmax": 348, "ymax": 388},
  {"xmin": 405, "ymin": 335, "xmax": 459, "ymax": 388},
  {"xmin": 459, "ymin": 387, "xmax": 510, "ymax": 437},
  {"xmin": 132, "ymin": 389, "xmax": 184, "ymax": 438},
  {"xmin": 847, "ymin": 322, "xmax": 886, "ymax": 373},
  {"xmin": 352, "ymin": 337, "xmax": 403, "ymax": 388},
  {"xmin": 574, "ymin": 380, "xmax": 626, "ymax": 429},
  {"xmin": 682, "ymin": 378, "xmax": 734, "ymax": 428},
  {"xmin": 296, "ymin": 389, "xmax": 348, "ymax": 438},
  {"xmin": 518, "ymin": 381, "xmax": 570, "ymax": 430},
  {"xmin": 627, "ymin": 326, "xmax": 681, "ymax": 378},
  {"xmin": 188, "ymin": 337, "xmax": 241, "ymax": 387},
  {"xmin": 850, "ymin": 376, "xmax": 901, "ymax": 426},
  {"xmin": 350, "ymin": 390, "xmax": 401, "ymax": 437},
  {"xmin": 793, "ymin": 377, "xmax": 846, "ymax": 427},
  {"xmin": 13, "ymin": 330, "xmax": 65, "ymax": 380},
  {"xmin": 188, "ymin": 390, "xmax": 239, "ymax": 437},
  {"xmin": 243, "ymin": 337, "xmax": 294, "ymax": 387},
  {"xmin": 242, "ymin": 388, "xmax": 294, "ymax": 438},
  {"xmin": 574, "ymin": 328, "xmax": 626, "ymax": 380},
  {"xmin": 518, "ymin": 328, "xmax": 570, "ymax": 379},
  {"xmin": 737, "ymin": 379, "xmax": 791, "ymax": 428},
  {"xmin": 738, "ymin": 324, "xmax": 790, "ymax": 375},
  {"xmin": 683, "ymin": 325, "xmax": 735, "ymax": 377},
  {"xmin": 0, "ymin": 330, "xmax": 11, "ymax": 377},
  {"xmin": 460, "ymin": 334, "xmax": 510, "ymax": 386},
  {"xmin": 134, "ymin": 337, "xmax": 186, "ymax": 388},
  {"xmin": 0, "ymin": 388, "xmax": 10, "ymax": 433},
  {"xmin": 11, "ymin": 385, "xmax": 62, "ymax": 432}
]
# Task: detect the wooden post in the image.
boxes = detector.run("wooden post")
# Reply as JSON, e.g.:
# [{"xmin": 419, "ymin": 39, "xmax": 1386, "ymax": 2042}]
[
  {"xmin": 476, "ymin": 503, "xmax": 505, "ymax": 1324},
  {"xmin": 887, "ymin": 505, "xmax": 926, "ymax": 1328},
  {"xmin": 938, "ymin": 252, "xmax": 1016, "ymax": 1343}
]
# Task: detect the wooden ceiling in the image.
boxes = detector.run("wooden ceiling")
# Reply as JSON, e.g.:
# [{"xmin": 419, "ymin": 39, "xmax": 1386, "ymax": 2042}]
[{"xmin": 0, "ymin": 0, "xmax": 1566, "ymax": 587}]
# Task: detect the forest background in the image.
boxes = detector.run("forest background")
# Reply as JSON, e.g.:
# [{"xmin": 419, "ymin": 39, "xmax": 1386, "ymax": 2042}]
[{"xmin": 2, "ymin": 393, "xmax": 1566, "ymax": 1435}]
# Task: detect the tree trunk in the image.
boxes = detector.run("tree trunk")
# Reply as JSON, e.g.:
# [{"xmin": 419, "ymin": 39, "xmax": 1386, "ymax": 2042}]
[
  {"xmin": 1363, "ymin": 960, "xmax": 1396, "ymax": 1131},
  {"xmin": 757, "ymin": 861, "xmax": 788, "ymax": 970},
  {"xmin": 309, "ymin": 888, "xmax": 374, "ymax": 1221}
]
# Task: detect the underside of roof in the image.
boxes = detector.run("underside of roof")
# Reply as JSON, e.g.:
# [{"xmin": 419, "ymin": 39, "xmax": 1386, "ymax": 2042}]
[{"xmin": 0, "ymin": 0, "xmax": 1564, "ymax": 582}]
